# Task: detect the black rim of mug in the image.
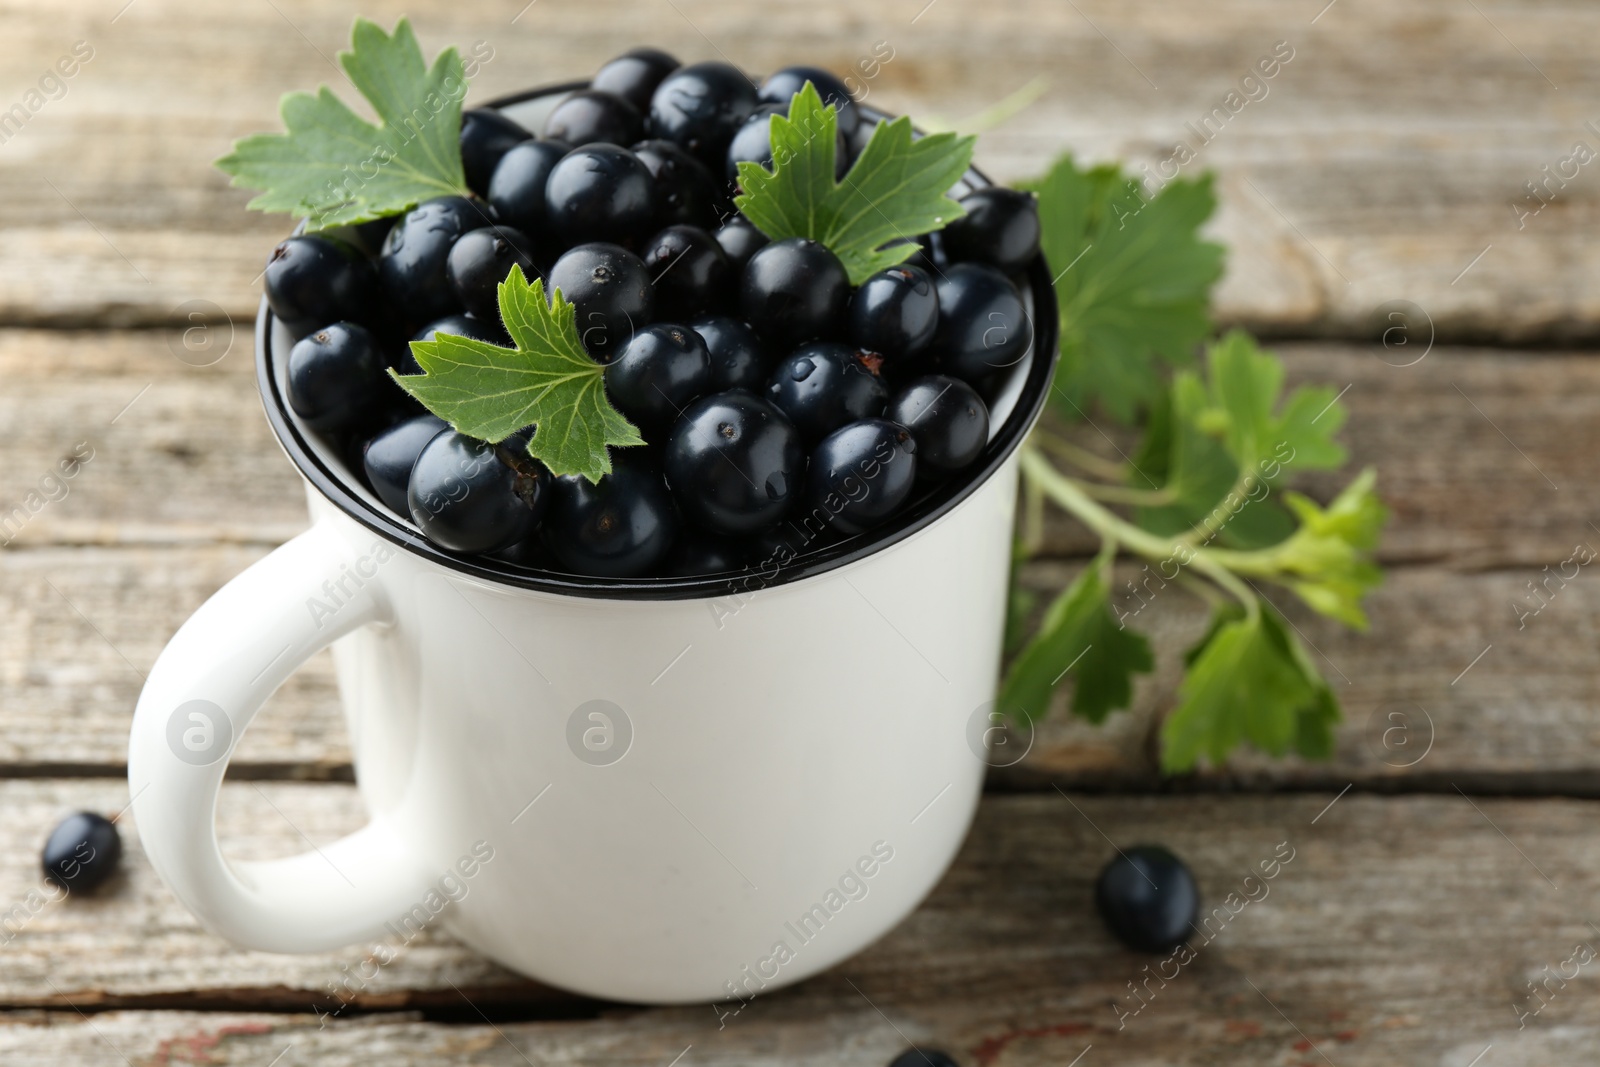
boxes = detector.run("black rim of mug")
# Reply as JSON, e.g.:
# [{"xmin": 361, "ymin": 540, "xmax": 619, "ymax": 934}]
[{"xmin": 253, "ymin": 80, "xmax": 1062, "ymax": 601}]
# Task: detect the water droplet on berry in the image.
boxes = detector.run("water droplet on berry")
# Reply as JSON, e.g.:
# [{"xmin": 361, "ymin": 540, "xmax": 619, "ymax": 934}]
[
  {"xmin": 765, "ymin": 472, "xmax": 787, "ymax": 500},
  {"xmin": 789, "ymin": 357, "xmax": 815, "ymax": 381}
]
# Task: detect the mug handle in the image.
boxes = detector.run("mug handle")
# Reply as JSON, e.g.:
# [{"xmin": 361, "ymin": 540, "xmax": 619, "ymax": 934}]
[{"xmin": 128, "ymin": 522, "xmax": 434, "ymax": 952}]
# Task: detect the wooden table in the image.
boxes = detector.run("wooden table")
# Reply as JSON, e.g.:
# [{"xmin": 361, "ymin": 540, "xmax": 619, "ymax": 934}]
[{"xmin": 2, "ymin": 1, "xmax": 1596, "ymax": 1063}]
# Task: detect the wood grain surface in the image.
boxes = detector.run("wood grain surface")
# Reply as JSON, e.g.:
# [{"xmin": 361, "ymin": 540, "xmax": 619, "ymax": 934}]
[
  {"xmin": 1, "ymin": 784, "xmax": 1596, "ymax": 1065},
  {"xmin": 0, "ymin": 0, "xmax": 1594, "ymax": 342},
  {"xmin": 2, "ymin": 0, "xmax": 1595, "ymax": 1061}
]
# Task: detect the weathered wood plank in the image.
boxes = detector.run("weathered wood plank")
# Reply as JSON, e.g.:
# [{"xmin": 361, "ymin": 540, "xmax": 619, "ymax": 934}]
[
  {"xmin": 0, "ymin": 545, "xmax": 346, "ymax": 773},
  {"xmin": 4, "ymin": 331, "xmax": 1592, "ymax": 570},
  {"xmin": 0, "ymin": 0, "xmax": 1593, "ymax": 339},
  {"xmin": 8, "ymin": 783, "xmax": 1600, "ymax": 1065}
]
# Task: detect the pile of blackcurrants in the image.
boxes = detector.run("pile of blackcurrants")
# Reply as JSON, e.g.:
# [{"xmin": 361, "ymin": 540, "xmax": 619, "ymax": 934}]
[{"xmin": 265, "ymin": 48, "xmax": 1042, "ymax": 580}]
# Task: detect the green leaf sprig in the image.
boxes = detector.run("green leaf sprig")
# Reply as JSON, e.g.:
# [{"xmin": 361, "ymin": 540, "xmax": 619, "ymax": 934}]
[
  {"xmin": 391, "ymin": 266, "xmax": 643, "ymax": 483},
  {"xmin": 735, "ymin": 82, "xmax": 976, "ymax": 284},
  {"xmin": 1003, "ymin": 156, "xmax": 1387, "ymax": 774},
  {"xmin": 1021, "ymin": 156, "xmax": 1225, "ymax": 422},
  {"xmin": 216, "ymin": 17, "xmax": 472, "ymax": 230}
]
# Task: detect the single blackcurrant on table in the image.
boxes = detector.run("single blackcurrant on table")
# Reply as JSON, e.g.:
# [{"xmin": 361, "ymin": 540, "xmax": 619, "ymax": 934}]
[
  {"xmin": 41, "ymin": 811, "xmax": 122, "ymax": 893},
  {"xmin": 1095, "ymin": 845, "xmax": 1200, "ymax": 954}
]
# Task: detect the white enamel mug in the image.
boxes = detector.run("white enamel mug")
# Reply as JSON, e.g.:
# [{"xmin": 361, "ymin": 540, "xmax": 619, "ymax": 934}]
[{"xmin": 127, "ymin": 86, "xmax": 1058, "ymax": 1005}]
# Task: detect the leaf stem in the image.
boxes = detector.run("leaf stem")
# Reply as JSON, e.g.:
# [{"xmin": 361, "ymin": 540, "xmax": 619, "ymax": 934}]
[
  {"xmin": 1075, "ymin": 482, "xmax": 1179, "ymax": 507},
  {"xmin": 1019, "ymin": 445, "xmax": 1260, "ymax": 620},
  {"xmin": 1030, "ymin": 431, "xmax": 1130, "ymax": 482}
]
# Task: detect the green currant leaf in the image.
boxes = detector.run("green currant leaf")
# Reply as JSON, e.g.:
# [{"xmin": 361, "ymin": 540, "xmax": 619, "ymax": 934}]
[
  {"xmin": 1136, "ymin": 331, "xmax": 1351, "ymax": 550},
  {"xmin": 1023, "ymin": 155, "xmax": 1225, "ymax": 423},
  {"xmin": 1161, "ymin": 603, "xmax": 1338, "ymax": 772},
  {"xmin": 390, "ymin": 265, "xmax": 644, "ymax": 483},
  {"xmin": 735, "ymin": 82, "xmax": 976, "ymax": 285},
  {"xmin": 999, "ymin": 556, "xmax": 1154, "ymax": 726},
  {"xmin": 215, "ymin": 17, "xmax": 472, "ymax": 230}
]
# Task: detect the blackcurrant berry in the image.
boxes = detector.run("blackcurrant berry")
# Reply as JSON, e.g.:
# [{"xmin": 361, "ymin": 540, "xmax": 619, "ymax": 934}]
[
  {"xmin": 447, "ymin": 226, "xmax": 540, "ymax": 324},
  {"xmin": 488, "ymin": 139, "xmax": 573, "ymax": 242},
  {"xmin": 690, "ymin": 314, "xmax": 771, "ymax": 392},
  {"xmin": 942, "ymin": 187, "xmax": 1042, "ymax": 273},
  {"xmin": 287, "ymin": 322, "xmax": 390, "ymax": 432},
  {"xmin": 640, "ymin": 224, "xmax": 731, "ymax": 320},
  {"xmin": 715, "ymin": 216, "xmax": 770, "ymax": 272},
  {"xmin": 929, "ymin": 263, "xmax": 1034, "ymax": 383},
  {"xmin": 758, "ymin": 65, "xmax": 860, "ymax": 138},
  {"xmin": 663, "ymin": 531, "xmax": 746, "ymax": 577},
  {"xmin": 544, "ymin": 459, "xmax": 677, "ymax": 577},
  {"xmin": 649, "ymin": 61, "xmax": 759, "ymax": 166},
  {"xmin": 544, "ymin": 143, "xmax": 656, "ymax": 245},
  {"xmin": 408, "ymin": 431, "xmax": 548, "ymax": 554},
  {"xmin": 887, "ymin": 375, "xmax": 989, "ymax": 473},
  {"xmin": 362, "ymin": 413, "xmax": 447, "ymax": 516},
  {"xmin": 724, "ymin": 104, "xmax": 781, "ymax": 180},
  {"xmin": 665, "ymin": 392, "xmax": 803, "ymax": 535},
  {"xmin": 593, "ymin": 47, "xmax": 681, "ymax": 112},
  {"xmin": 741, "ymin": 237, "xmax": 849, "ymax": 348},
  {"xmin": 460, "ymin": 108, "xmax": 533, "ymax": 197},
  {"xmin": 42, "ymin": 811, "xmax": 121, "ymax": 893},
  {"xmin": 849, "ymin": 264, "xmax": 939, "ymax": 360},
  {"xmin": 604, "ymin": 322, "xmax": 712, "ymax": 433},
  {"xmin": 1095, "ymin": 845, "xmax": 1200, "ymax": 954},
  {"xmin": 543, "ymin": 89, "xmax": 645, "ymax": 147},
  {"xmin": 264, "ymin": 235, "xmax": 378, "ymax": 337},
  {"xmin": 547, "ymin": 242, "xmax": 654, "ymax": 359},
  {"xmin": 803, "ymin": 418, "xmax": 918, "ymax": 536},
  {"xmin": 348, "ymin": 216, "xmax": 396, "ymax": 257},
  {"xmin": 380, "ymin": 196, "xmax": 486, "ymax": 327},
  {"xmin": 633, "ymin": 139, "xmax": 724, "ymax": 229},
  {"xmin": 886, "ymin": 1051, "xmax": 961, "ymax": 1067},
  {"xmin": 767, "ymin": 341, "xmax": 888, "ymax": 445}
]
